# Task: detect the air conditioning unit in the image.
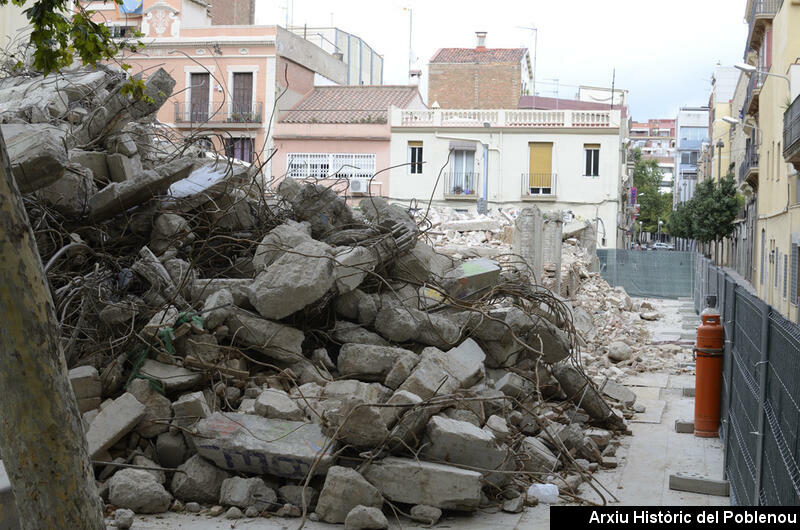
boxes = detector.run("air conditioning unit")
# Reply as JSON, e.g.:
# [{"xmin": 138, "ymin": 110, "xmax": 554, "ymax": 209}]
[{"xmin": 349, "ymin": 179, "xmax": 369, "ymax": 193}]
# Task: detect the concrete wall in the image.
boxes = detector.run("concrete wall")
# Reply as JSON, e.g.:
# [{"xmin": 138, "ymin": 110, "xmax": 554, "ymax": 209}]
[
  {"xmin": 275, "ymin": 26, "xmax": 346, "ymax": 86},
  {"xmin": 428, "ymin": 62, "xmax": 521, "ymax": 109},
  {"xmin": 388, "ymin": 127, "xmax": 621, "ymax": 248},
  {"xmin": 181, "ymin": 0, "xmax": 211, "ymax": 26},
  {"xmin": 211, "ymin": 0, "xmax": 254, "ymax": 25},
  {"xmin": 0, "ymin": 3, "xmax": 29, "ymax": 50}
]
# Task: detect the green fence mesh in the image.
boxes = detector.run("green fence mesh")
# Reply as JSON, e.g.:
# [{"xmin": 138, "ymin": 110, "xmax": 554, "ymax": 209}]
[{"xmin": 596, "ymin": 250, "xmax": 695, "ymax": 299}]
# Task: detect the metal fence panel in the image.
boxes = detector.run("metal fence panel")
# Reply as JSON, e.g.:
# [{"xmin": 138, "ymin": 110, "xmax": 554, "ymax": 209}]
[
  {"xmin": 597, "ymin": 250, "xmax": 695, "ymax": 299},
  {"xmin": 698, "ymin": 256, "xmax": 800, "ymax": 506}
]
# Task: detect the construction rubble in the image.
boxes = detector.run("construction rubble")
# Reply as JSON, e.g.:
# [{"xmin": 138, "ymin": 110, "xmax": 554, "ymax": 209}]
[{"xmin": 0, "ymin": 65, "xmax": 676, "ymax": 527}]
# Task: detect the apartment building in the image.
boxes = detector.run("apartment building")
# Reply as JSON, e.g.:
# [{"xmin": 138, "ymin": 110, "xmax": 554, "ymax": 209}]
[
  {"xmin": 707, "ymin": 66, "xmax": 739, "ymax": 182},
  {"xmin": 427, "ymin": 32, "xmax": 532, "ymax": 109},
  {"xmin": 630, "ymin": 118, "xmax": 676, "ymax": 191},
  {"xmin": 388, "ymin": 106, "xmax": 627, "ymax": 249},
  {"xmin": 210, "ymin": 0, "xmax": 254, "ymax": 26},
  {"xmin": 272, "ymin": 85, "xmax": 425, "ymax": 199},
  {"xmin": 82, "ymin": 1, "xmax": 379, "ymax": 180},
  {"xmin": 673, "ymin": 106, "xmax": 710, "ymax": 206},
  {"xmin": 740, "ymin": 0, "xmax": 800, "ymax": 321}
]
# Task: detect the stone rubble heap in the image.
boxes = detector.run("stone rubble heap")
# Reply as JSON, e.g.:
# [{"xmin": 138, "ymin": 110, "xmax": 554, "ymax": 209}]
[{"xmin": 1, "ymin": 66, "xmax": 642, "ymax": 528}]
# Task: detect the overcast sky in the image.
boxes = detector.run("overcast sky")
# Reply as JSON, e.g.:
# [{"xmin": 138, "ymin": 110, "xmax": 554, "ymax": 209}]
[{"xmin": 256, "ymin": 0, "xmax": 748, "ymax": 120}]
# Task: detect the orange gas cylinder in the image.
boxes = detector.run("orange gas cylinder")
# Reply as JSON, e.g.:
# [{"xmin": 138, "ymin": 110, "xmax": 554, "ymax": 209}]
[{"xmin": 694, "ymin": 309, "xmax": 724, "ymax": 438}]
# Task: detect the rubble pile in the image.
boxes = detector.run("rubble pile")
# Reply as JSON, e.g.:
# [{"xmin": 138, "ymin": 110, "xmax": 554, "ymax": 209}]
[{"xmin": 2, "ymin": 66, "xmax": 638, "ymax": 527}]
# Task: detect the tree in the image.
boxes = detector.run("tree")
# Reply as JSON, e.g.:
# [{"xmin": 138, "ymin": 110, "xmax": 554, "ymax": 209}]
[
  {"xmin": 631, "ymin": 148, "xmax": 672, "ymax": 234},
  {"xmin": 0, "ymin": 1, "xmax": 127, "ymax": 527}
]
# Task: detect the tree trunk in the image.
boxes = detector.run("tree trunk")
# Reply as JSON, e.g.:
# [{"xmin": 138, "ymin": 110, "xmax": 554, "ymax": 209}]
[{"xmin": 0, "ymin": 131, "xmax": 105, "ymax": 527}]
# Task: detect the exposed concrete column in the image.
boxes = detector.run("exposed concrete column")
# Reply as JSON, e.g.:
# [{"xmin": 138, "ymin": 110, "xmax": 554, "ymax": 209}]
[
  {"xmin": 542, "ymin": 211, "xmax": 564, "ymax": 295},
  {"xmin": 512, "ymin": 206, "xmax": 543, "ymax": 281}
]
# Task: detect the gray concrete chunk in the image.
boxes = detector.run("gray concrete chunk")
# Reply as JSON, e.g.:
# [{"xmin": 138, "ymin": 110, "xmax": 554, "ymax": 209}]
[
  {"xmin": 363, "ymin": 457, "xmax": 482, "ymax": 511},
  {"xmin": 86, "ymin": 392, "xmax": 146, "ymax": 458},
  {"xmin": 2, "ymin": 123, "xmax": 68, "ymax": 193},
  {"xmin": 192, "ymin": 412, "xmax": 337, "ymax": 479},
  {"xmin": 316, "ymin": 466, "xmax": 383, "ymax": 524},
  {"xmin": 226, "ymin": 307, "xmax": 305, "ymax": 363}
]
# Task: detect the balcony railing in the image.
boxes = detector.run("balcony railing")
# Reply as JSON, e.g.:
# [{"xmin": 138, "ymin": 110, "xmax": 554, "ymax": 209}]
[
  {"xmin": 443, "ymin": 172, "xmax": 479, "ymax": 199},
  {"xmin": 174, "ymin": 101, "xmax": 264, "ymax": 124},
  {"xmin": 783, "ymin": 94, "xmax": 800, "ymax": 170},
  {"xmin": 744, "ymin": 71, "xmax": 765, "ymax": 116},
  {"xmin": 739, "ymin": 141, "xmax": 759, "ymax": 186},
  {"xmin": 392, "ymin": 108, "xmax": 620, "ymax": 129},
  {"xmin": 745, "ymin": 0, "xmax": 782, "ymax": 57},
  {"xmin": 521, "ymin": 173, "xmax": 557, "ymax": 199}
]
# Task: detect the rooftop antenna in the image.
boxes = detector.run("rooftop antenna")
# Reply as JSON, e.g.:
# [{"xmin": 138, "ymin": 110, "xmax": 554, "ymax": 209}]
[
  {"xmin": 404, "ymin": 7, "xmax": 413, "ymax": 75},
  {"xmin": 610, "ymin": 68, "xmax": 615, "ymax": 111}
]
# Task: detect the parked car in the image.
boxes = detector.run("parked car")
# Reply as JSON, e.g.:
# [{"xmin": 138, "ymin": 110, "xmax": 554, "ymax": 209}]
[{"xmin": 652, "ymin": 242, "xmax": 674, "ymax": 251}]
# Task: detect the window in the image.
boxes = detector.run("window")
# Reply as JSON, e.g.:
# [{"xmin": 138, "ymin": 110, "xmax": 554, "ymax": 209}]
[
  {"xmin": 109, "ymin": 25, "xmax": 138, "ymax": 38},
  {"xmin": 679, "ymin": 127, "xmax": 708, "ymax": 142},
  {"xmin": 190, "ymin": 72, "xmax": 210, "ymax": 122},
  {"xmin": 450, "ymin": 149, "xmax": 476, "ymax": 194},
  {"xmin": 761, "ymin": 230, "xmax": 766, "ymax": 285},
  {"xmin": 680, "ymin": 151, "xmax": 698, "ymax": 165},
  {"xmin": 231, "ymin": 72, "xmax": 253, "ymax": 119},
  {"xmin": 286, "ymin": 153, "xmax": 376, "ymax": 179},
  {"xmin": 408, "ymin": 141, "xmax": 423, "ymax": 174},
  {"xmin": 224, "ymin": 137, "xmax": 254, "ymax": 163},
  {"xmin": 584, "ymin": 144, "xmax": 600, "ymax": 177},
  {"xmin": 527, "ymin": 142, "xmax": 554, "ymax": 194}
]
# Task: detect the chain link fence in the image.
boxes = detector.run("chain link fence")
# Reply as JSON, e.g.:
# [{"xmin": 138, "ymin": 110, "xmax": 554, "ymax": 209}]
[{"xmin": 694, "ymin": 256, "xmax": 800, "ymax": 505}]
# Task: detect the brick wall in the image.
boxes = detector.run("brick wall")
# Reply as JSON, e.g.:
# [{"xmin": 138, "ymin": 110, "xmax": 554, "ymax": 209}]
[
  {"xmin": 428, "ymin": 62, "xmax": 521, "ymax": 109},
  {"xmin": 210, "ymin": 0, "xmax": 255, "ymax": 25}
]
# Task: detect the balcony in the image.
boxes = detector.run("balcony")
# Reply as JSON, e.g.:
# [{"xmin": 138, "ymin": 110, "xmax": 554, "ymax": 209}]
[
  {"xmin": 783, "ymin": 94, "xmax": 800, "ymax": 171},
  {"xmin": 392, "ymin": 108, "xmax": 621, "ymax": 129},
  {"xmin": 744, "ymin": 71, "xmax": 765, "ymax": 116},
  {"xmin": 174, "ymin": 101, "xmax": 264, "ymax": 125},
  {"xmin": 745, "ymin": 0, "xmax": 782, "ymax": 57},
  {"xmin": 739, "ymin": 142, "xmax": 760, "ymax": 188},
  {"xmin": 521, "ymin": 173, "xmax": 557, "ymax": 200},
  {"xmin": 443, "ymin": 172, "xmax": 479, "ymax": 200}
]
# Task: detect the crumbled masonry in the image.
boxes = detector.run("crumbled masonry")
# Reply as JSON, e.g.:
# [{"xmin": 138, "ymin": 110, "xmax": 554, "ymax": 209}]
[{"xmin": 0, "ymin": 64, "xmax": 691, "ymax": 524}]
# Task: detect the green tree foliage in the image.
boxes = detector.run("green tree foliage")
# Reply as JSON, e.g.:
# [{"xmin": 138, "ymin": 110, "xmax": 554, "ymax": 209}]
[
  {"xmin": 1, "ymin": 0, "xmax": 147, "ymax": 98},
  {"xmin": 631, "ymin": 148, "xmax": 672, "ymax": 233},
  {"xmin": 668, "ymin": 173, "xmax": 741, "ymax": 246}
]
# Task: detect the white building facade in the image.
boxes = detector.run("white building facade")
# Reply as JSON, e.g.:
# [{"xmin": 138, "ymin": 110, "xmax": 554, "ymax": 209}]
[
  {"xmin": 388, "ymin": 108, "xmax": 626, "ymax": 249},
  {"xmin": 673, "ymin": 106, "xmax": 710, "ymax": 206}
]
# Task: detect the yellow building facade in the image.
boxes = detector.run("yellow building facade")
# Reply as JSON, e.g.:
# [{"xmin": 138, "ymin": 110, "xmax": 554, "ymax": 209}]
[{"xmin": 745, "ymin": 0, "xmax": 800, "ymax": 321}]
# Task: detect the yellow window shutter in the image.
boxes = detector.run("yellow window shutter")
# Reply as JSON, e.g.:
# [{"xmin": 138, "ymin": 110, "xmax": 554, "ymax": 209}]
[
  {"xmin": 408, "ymin": 141, "xmax": 423, "ymax": 147},
  {"xmin": 529, "ymin": 142, "xmax": 553, "ymax": 187},
  {"xmin": 584, "ymin": 143, "xmax": 600, "ymax": 149}
]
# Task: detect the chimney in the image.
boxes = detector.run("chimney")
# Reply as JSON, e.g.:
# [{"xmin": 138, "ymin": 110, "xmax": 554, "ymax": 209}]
[
  {"xmin": 409, "ymin": 69, "xmax": 422, "ymax": 86},
  {"xmin": 475, "ymin": 31, "xmax": 487, "ymax": 50}
]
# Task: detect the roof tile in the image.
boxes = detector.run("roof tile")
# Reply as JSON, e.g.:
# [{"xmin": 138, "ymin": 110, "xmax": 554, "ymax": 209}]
[{"xmin": 280, "ymin": 86, "xmax": 421, "ymax": 124}]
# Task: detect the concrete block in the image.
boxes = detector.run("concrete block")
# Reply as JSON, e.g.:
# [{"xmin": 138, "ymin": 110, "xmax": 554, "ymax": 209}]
[
  {"xmin": 106, "ymin": 153, "xmax": 143, "ymax": 182},
  {"xmin": 76, "ymin": 397, "xmax": 102, "ymax": 414},
  {"xmin": 333, "ymin": 246, "xmax": 376, "ymax": 294},
  {"xmin": 601, "ymin": 380, "xmax": 637, "ymax": 406},
  {"xmin": 337, "ymin": 344, "xmax": 418, "ymax": 387},
  {"xmin": 316, "ymin": 466, "xmax": 382, "ymax": 524},
  {"xmin": 85, "ymin": 392, "xmax": 146, "ymax": 458},
  {"xmin": 171, "ymin": 454, "xmax": 229, "ymax": 504},
  {"xmin": 127, "ymin": 378, "xmax": 172, "ymax": 438},
  {"xmin": 440, "ymin": 219, "xmax": 500, "ymax": 232},
  {"xmin": 442, "ymin": 258, "xmax": 501, "ymax": 300},
  {"xmin": 140, "ymin": 360, "xmax": 204, "ymax": 393},
  {"xmin": 1, "ymin": 123, "xmax": 68, "ymax": 193},
  {"xmin": 172, "ymin": 391, "xmax": 211, "ymax": 429},
  {"xmin": 254, "ymin": 389, "xmax": 305, "ymax": 421},
  {"xmin": 445, "ymin": 338, "xmax": 486, "ymax": 388},
  {"xmin": 192, "ymin": 412, "xmax": 337, "ymax": 479},
  {"xmin": 68, "ymin": 365, "xmax": 102, "ymax": 400},
  {"xmin": 69, "ymin": 149, "xmax": 110, "ymax": 181},
  {"xmin": 674, "ymin": 419, "xmax": 694, "ymax": 433},
  {"xmin": 363, "ymin": 457, "xmax": 483, "ymax": 511},
  {"xmin": 219, "ymin": 477, "xmax": 276, "ymax": 511},
  {"xmin": 668, "ymin": 472, "xmax": 729, "ymax": 496},
  {"xmin": 108, "ymin": 468, "xmax": 172, "ymax": 514},
  {"xmin": 226, "ymin": 307, "xmax": 305, "ymax": 363}
]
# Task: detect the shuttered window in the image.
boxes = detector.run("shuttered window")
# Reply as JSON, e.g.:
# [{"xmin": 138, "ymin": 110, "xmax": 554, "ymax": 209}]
[
  {"xmin": 528, "ymin": 142, "xmax": 553, "ymax": 190},
  {"xmin": 761, "ymin": 230, "xmax": 766, "ymax": 285},
  {"xmin": 792, "ymin": 243, "xmax": 799, "ymax": 305},
  {"xmin": 584, "ymin": 144, "xmax": 600, "ymax": 177}
]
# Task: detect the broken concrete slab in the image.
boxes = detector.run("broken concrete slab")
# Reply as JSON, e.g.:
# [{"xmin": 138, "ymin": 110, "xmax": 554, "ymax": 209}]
[
  {"xmin": 551, "ymin": 363, "xmax": 625, "ymax": 430},
  {"xmin": 254, "ymin": 389, "xmax": 305, "ymax": 421},
  {"xmin": 600, "ymin": 380, "xmax": 637, "ymax": 407},
  {"xmin": 440, "ymin": 219, "xmax": 500, "ymax": 232},
  {"xmin": 108, "ymin": 468, "xmax": 172, "ymax": 514},
  {"xmin": 172, "ymin": 391, "xmax": 211, "ymax": 429},
  {"xmin": 89, "ymin": 158, "xmax": 195, "ymax": 221},
  {"xmin": 1, "ymin": 123, "xmax": 68, "ymax": 193},
  {"xmin": 374, "ymin": 303, "xmax": 460, "ymax": 349},
  {"xmin": 363, "ymin": 457, "xmax": 483, "ymax": 511},
  {"xmin": 421, "ymin": 416, "xmax": 511, "ymax": 486},
  {"xmin": 107, "ymin": 153, "xmax": 143, "ymax": 182},
  {"xmin": 333, "ymin": 246, "xmax": 376, "ymax": 294},
  {"xmin": 442, "ymin": 258, "xmax": 501, "ymax": 300},
  {"xmin": 316, "ymin": 466, "xmax": 383, "ymax": 524},
  {"xmin": 520, "ymin": 436, "xmax": 560, "ymax": 472},
  {"xmin": 278, "ymin": 179, "xmax": 356, "ymax": 238},
  {"xmin": 86, "ymin": 392, "xmax": 146, "ymax": 457},
  {"xmin": 445, "ymin": 338, "xmax": 486, "ymax": 388},
  {"xmin": 192, "ymin": 412, "xmax": 337, "ymax": 479},
  {"xmin": 358, "ymin": 196, "xmax": 419, "ymax": 238},
  {"xmin": 252, "ymin": 220, "xmax": 312, "ymax": 271},
  {"xmin": 337, "ymin": 344, "xmax": 418, "ymax": 387},
  {"xmin": 37, "ymin": 164, "xmax": 97, "ymax": 217},
  {"xmin": 324, "ymin": 398, "xmax": 390, "ymax": 448},
  {"xmin": 397, "ymin": 350, "xmax": 460, "ymax": 400},
  {"xmin": 139, "ymin": 359, "xmax": 204, "ymax": 393},
  {"xmin": 226, "ymin": 307, "xmax": 305, "ymax": 363},
  {"xmin": 69, "ymin": 365, "xmax": 102, "ymax": 401},
  {"xmin": 170, "ymin": 454, "xmax": 230, "ymax": 504},
  {"xmin": 248, "ymin": 240, "xmax": 335, "ymax": 320},
  {"xmin": 127, "ymin": 378, "xmax": 172, "ymax": 438},
  {"xmin": 219, "ymin": 477, "xmax": 277, "ymax": 511},
  {"xmin": 200, "ymin": 288, "xmax": 233, "ymax": 331},
  {"xmin": 331, "ymin": 322, "xmax": 389, "ymax": 346},
  {"xmin": 156, "ymin": 431, "xmax": 187, "ymax": 468}
]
